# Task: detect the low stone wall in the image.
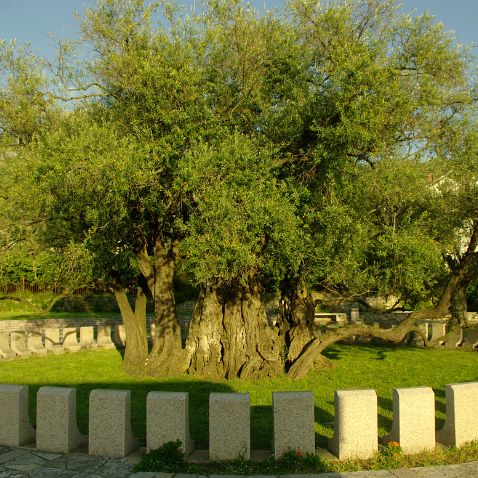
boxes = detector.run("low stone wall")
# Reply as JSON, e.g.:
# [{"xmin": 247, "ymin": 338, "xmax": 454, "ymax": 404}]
[
  {"xmin": 0, "ymin": 382, "xmax": 477, "ymax": 460},
  {"xmin": 0, "ymin": 316, "xmax": 476, "ymax": 362},
  {"xmin": 0, "ymin": 319, "xmax": 126, "ymax": 360}
]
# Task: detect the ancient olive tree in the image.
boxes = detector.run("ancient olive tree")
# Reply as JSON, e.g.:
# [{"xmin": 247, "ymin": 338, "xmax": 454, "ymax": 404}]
[{"xmin": 2, "ymin": 0, "xmax": 477, "ymax": 380}]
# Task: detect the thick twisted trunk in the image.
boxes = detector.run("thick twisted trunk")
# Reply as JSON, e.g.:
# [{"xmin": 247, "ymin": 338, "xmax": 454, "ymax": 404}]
[
  {"xmin": 114, "ymin": 286, "xmax": 148, "ymax": 375},
  {"xmin": 138, "ymin": 237, "xmax": 185, "ymax": 376},
  {"xmin": 185, "ymin": 280, "xmax": 283, "ymax": 379},
  {"xmin": 278, "ymin": 282, "xmax": 316, "ymax": 365}
]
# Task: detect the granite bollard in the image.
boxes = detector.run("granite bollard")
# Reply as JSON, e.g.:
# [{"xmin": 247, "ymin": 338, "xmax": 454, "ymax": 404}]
[
  {"xmin": 80, "ymin": 326, "xmax": 97, "ymax": 349},
  {"xmin": 26, "ymin": 332, "xmax": 48, "ymax": 356},
  {"xmin": 0, "ymin": 384, "xmax": 35, "ymax": 446},
  {"xmin": 209, "ymin": 393, "xmax": 250, "ymax": 460},
  {"xmin": 147, "ymin": 391, "xmax": 193, "ymax": 454},
  {"xmin": 63, "ymin": 327, "xmax": 81, "ymax": 353},
  {"xmin": 37, "ymin": 386, "xmax": 87, "ymax": 453},
  {"xmin": 273, "ymin": 391, "xmax": 315, "ymax": 457},
  {"xmin": 44, "ymin": 328, "xmax": 63, "ymax": 354},
  {"xmin": 329, "ymin": 389, "xmax": 378, "ymax": 460},
  {"xmin": 0, "ymin": 332, "xmax": 16, "ymax": 359},
  {"xmin": 96, "ymin": 325, "xmax": 116, "ymax": 349},
  {"xmin": 10, "ymin": 332, "xmax": 32, "ymax": 358},
  {"xmin": 444, "ymin": 328, "xmax": 463, "ymax": 349},
  {"xmin": 383, "ymin": 387, "xmax": 435, "ymax": 453},
  {"xmin": 461, "ymin": 328, "xmax": 478, "ymax": 350},
  {"xmin": 428, "ymin": 322, "xmax": 446, "ymax": 345},
  {"xmin": 89, "ymin": 389, "xmax": 138, "ymax": 457},
  {"xmin": 437, "ymin": 382, "xmax": 478, "ymax": 447}
]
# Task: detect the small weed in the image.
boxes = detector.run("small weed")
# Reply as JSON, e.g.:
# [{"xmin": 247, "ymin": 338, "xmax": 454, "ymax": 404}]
[{"xmin": 135, "ymin": 440, "xmax": 185, "ymax": 472}]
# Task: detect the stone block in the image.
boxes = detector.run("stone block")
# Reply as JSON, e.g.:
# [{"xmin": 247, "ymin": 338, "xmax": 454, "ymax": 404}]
[
  {"xmin": 0, "ymin": 384, "xmax": 35, "ymax": 446},
  {"xmin": 147, "ymin": 392, "xmax": 192, "ymax": 455},
  {"xmin": 80, "ymin": 326, "xmax": 97, "ymax": 349},
  {"xmin": 273, "ymin": 392, "xmax": 315, "ymax": 458},
  {"xmin": 89, "ymin": 389, "xmax": 138, "ymax": 457},
  {"xmin": 461, "ymin": 328, "xmax": 478, "ymax": 350},
  {"xmin": 437, "ymin": 382, "xmax": 478, "ymax": 447},
  {"xmin": 62, "ymin": 327, "xmax": 81, "ymax": 352},
  {"xmin": 10, "ymin": 332, "xmax": 32, "ymax": 357},
  {"xmin": 444, "ymin": 328, "xmax": 463, "ymax": 349},
  {"xmin": 429, "ymin": 322, "xmax": 446, "ymax": 345},
  {"xmin": 328, "ymin": 389, "xmax": 378, "ymax": 460},
  {"xmin": 383, "ymin": 387, "xmax": 435, "ymax": 453},
  {"xmin": 37, "ymin": 386, "xmax": 87, "ymax": 453},
  {"xmin": 26, "ymin": 332, "xmax": 47, "ymax": 355},
  {"xmin": 44, "ymin": 328, "xmax": 63, "ymax": 354},
  {"xmin": 209, "ymin": 393, "xmax": 250, "ymax": 460},
  {"xmin": 0, "ymin": 332, "xmax": 16, "ymax": 359},
  {"xmin": 97, "ymin": 325, "xmax": 115, "ymax": 349}
]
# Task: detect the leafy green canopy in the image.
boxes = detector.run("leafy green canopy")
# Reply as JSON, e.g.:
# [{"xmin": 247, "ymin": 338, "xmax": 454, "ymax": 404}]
[
  {"xmin": 1, "ymin": 0, "xmax": 476, "ymax": 304},
  {"xmin": 178, "ymin": 133, "xmax": 305, "ymax": 288}
]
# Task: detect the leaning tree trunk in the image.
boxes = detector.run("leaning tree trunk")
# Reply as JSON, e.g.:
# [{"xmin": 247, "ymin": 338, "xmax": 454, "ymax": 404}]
[
  {"xmin": 184, "ymin": 280, "xmax": 283, "ymax": 379},
  {"xmin": 137, "ymin": 238, "xmax": 185, "ymax": 376},
  {"xmin": 286, "ymin": 222, "xmax": 478, "ymax": 379},
  {"xmin": 113, "ymin": 286, "xmax": 148, "ymax": 375},
  {"xmin": 450, "ymin": 280, "xmax": 468, "ymax": 327}
]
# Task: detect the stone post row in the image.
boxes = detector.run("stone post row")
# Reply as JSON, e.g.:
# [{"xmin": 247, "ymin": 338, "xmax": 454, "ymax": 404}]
[{"xmin": 0, "ymin": 383, "xmax": 477, "ymax": 459}]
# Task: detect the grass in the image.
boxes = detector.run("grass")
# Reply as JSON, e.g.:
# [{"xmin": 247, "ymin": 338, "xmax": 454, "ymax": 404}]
[{"xmin": 0, "ymin": 343, "xmax": 477, "ymax": 450}]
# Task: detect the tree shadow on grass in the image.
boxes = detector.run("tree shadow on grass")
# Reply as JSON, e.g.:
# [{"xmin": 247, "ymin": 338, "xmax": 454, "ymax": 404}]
[
  {"xmin": 434, "ymin": 388, "xmax": 446, "ymax": 430},
  {"xmin": 314, "ymin": 404, "xmax": 335, "ymax": 449},
  {"xmin": 377, "ymin": 395, "xmax": 393, "ymax": 437}
]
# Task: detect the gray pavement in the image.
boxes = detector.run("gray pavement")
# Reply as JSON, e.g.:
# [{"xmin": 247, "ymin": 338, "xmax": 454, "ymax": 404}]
[{"xmin": 0, "ymin": 446, "xmax": 477, "ymax": 478}]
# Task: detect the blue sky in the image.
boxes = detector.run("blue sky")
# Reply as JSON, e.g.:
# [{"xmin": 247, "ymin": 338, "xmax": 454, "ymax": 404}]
[{"xmin": 0, "ymin": 0, "xmax": 476, "ymax": 60}]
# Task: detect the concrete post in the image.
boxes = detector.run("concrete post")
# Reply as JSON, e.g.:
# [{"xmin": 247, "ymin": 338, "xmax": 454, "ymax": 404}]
[
  {"xmin": 273, "ymin": 392, "xmax": 315, "ymax": 458},
  {"xmin": 0, "ymin": 332, "xmax": 16, "ymax": 359},
  {"xmin": 0, "ymin": 384, "xmax": 35, "ymax": 446},
  {"xmin": 80, "ymin": 326, "xmax": 97, "ymax": 349},
  {"xmin": 383, "ymin": 387, "xmax": 435, "ymax": 453},
  {"xmin": 147, "ymin": 391, "xmax": 193, "ymax": 455},
  {"xmin": 89, "ymin": 389, "xmax": 138, "ymax": 457},
  {"xmin": 10, "ymin": 332, "xmax": 32, "ymax": 358},
  {"xmin": 329, "ymin": 389, "xmax": 378, "ymax": 460},
  {"xmin": 209, "ymin": 393, "xmax": 250, "ymax": 461},
  {"xmin": 26, "ymin": 332, "xmax": 48, "ymax": 355},
  {"xmin": 37, "ymin": 386, "xmax": 87, "ymax": 453},
  {"xmin": 63, "ymin": 327, "xmax": 81, "ymax": 353},
  {"xmin": 44, "ymin": 328, "xmax": 63, "ymax": 354},
  {"xmin": 96, "ymin": 326, "xmax": 115, "ymax": 349},
  {"xmin": 437, "ymin": 382, "xmax": 478, "ymax": 447}
]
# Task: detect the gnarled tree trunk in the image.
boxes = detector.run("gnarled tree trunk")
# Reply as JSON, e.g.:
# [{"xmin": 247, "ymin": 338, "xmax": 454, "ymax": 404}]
[
  {"xmin": 137, "ymin": 237, "xmax": 185, "ymax": 376},
  {"xmin": 185, "ymin": 279, "xmax": 283, "ymax": 379},
  {"xmin": 278, "ymin": 282, "xmax": 316, "ymax": 365}
]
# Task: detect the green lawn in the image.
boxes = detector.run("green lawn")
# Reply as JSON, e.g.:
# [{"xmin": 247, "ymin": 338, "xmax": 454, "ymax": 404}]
[{"xmin": 0, "ymin": 344, "xmax": 477, "ymax": 449}]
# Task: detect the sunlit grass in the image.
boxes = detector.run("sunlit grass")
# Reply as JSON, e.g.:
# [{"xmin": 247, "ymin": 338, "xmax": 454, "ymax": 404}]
[{"xmin": 0, "ymin": 344, "xmax": 477, "ymax": 449}]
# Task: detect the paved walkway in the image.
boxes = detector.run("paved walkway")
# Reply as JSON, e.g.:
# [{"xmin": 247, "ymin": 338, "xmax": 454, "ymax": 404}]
[{"xmin": 0, "ymin": 446, "xmax": 477, "ymax": 478}]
